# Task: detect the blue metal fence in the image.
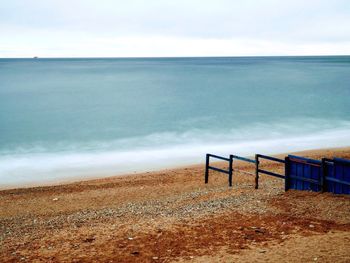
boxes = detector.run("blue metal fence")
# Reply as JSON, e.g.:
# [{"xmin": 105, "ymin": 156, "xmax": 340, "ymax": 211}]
[
  {"xmin": 286, "ymin": 155, "xmax": 322, "ymax": 192},
  {"xmin": 205, "ymin": 152, "xmax": 350, "ymax": 195},
  {"xmin": 285, "ymin": 155, "xmax": 350, "ymax": 195},
  {"xmin": 325, "ymin": 157, "xmax": 350, "ymax": 194}
]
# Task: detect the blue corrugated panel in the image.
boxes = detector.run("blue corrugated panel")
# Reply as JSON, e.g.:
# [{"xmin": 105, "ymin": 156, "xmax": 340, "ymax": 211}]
[
  {"xmin": 287, "ymin": 155, "xmax": 321, "ymax": 192},
  {"xmin": 344, "ymin": 165, "xmax": 350, "ymax": 194},
  {"xmin": 286, "ymin": 156, "xmax": 350, "ymax": 195},
  {"xmin": 296, "ymin": 161, "xmax": 304, "ymax": 190},
  {"xmin": 304, "ymin": 162, "xmax": 311, "ymax": 190},
  {"xmin": 325, "ymin": 162, "xmax": 335, "ymax": 193},
  {"xmin": 311, "ymin": 165, "xmax": 320, "ymax": 191},
  {"xmin": 335, "ymin": 162, "xmax": 343, "ymax": 194},
  {"xmin": 332, "ymin": 158, "xmax": 350, "ymax": 195},
  {"xmin": 289, "ymin": 160, "xmax": 297, "ymax": 190}
]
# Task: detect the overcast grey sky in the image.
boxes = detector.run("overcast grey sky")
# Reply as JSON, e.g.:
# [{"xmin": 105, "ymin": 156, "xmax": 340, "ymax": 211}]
[{"xmin": 1, "ymin": 0, "xmax": 350, "ymax": 57}]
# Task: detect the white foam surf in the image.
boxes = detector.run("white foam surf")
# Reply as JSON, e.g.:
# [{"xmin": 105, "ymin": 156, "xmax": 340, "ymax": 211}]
[{"xmin": 1, "ymin": 119, "xmax": 350, "ymax": 188}]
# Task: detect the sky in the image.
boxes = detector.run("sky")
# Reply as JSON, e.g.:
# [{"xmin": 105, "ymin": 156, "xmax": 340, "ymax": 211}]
[{"xmin": 1, "ymin": 0, "xmax": 350, "ymax": 57}]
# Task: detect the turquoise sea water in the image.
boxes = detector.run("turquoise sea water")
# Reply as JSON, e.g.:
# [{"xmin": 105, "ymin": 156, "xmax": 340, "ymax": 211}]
[{"xmin": 1, "ymin": 56, "xmax": 350, "ymax": 186}]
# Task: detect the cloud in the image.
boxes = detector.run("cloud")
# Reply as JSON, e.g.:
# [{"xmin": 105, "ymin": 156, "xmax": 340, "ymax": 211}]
[{"xmin": 1, "ymin": 0, "xmax": 350, "ymax": 57}]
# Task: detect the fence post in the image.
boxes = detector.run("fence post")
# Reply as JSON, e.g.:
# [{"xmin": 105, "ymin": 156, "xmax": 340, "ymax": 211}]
[
  {"xmin": 229, "ymin": 155, "xmax": 233, "ymax": 187},
  {"xmin": 321, "ymin": 158, "xmax": 326, "ymax": 192},
  {"xmin": 255, "ymin": 154, "xmax": 259, "ymax": 189},
  {"xmin": 284, "ymin": 156, "xmax": 290, "ymax": 191},
  {"xmin": 205, "ymin": 154, "xmax": 209, "ymax": 184}
]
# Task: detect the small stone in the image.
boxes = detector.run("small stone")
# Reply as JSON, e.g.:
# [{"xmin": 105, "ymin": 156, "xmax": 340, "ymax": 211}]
[
  {"xmin": 152, "ymin": 257, "xmax": 159, "ymax": 260},
  {"xmin": 255, "ymin": 228, "xmax": 265, "ymax": 234},
  {"xmin": 128, "ymin": 237, "xmax": 133, "ymax": 240},
  {"xmin": 131, "ymin": 251, "xmax": 139, "ymax": 255},
  {"xmin": 314, "ymin": 257, "xmax": 318, "ymax": 261},
  {"xmin": 259, "ymin": 249, "xmax": 266, "ymax": 253},
  {"xmin": 309, "ymin": 224, "xmax": 315, "ymax": 228},
  {"xmin": 84, "ymin": 237, "xmax": 95, "ymax": 243}
]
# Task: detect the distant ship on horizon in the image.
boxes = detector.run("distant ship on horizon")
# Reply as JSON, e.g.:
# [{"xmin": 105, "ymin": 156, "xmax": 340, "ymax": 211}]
[{"xmin": 33, "ymin": 56, "xmax": 38, "ymax": 59}]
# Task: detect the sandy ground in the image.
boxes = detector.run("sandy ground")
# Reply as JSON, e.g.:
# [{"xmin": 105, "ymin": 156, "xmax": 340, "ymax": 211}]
[{"xmin": 1, "ymin": 147, "xmax": 350, "ymax": 262}]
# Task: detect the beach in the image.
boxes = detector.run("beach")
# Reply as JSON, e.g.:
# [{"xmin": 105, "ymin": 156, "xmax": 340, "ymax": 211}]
[
  {"xmin": 2, "ymin": 1, "xmax": 350, "ymax": 262},
  {"xmin": 1, "ymin": 147, "xmax": 350, "ymax": 262}
]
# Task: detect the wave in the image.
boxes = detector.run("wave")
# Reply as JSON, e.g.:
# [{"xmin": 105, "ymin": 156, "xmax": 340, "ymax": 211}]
[{"xmin": 1, "ymin": 118, "xmax": 350, "ymax": 187}]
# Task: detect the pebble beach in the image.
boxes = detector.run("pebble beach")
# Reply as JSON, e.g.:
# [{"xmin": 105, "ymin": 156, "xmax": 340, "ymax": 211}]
[{"xmin": 1, "ymin": 147, "xmax": 350, "ymax": 262}]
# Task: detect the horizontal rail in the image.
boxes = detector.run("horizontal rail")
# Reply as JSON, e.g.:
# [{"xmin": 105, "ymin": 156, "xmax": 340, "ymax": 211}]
[
  {"xmin": 231, "ymin": 155, "xmax": 256, "ymax": 164},
  {"xmin": 289, "ymin": 158, "xmax": 321, "ymax": 167},
  {"xmin": 334, "ymin": 157, "xmax": 350, "ymax": 165},
  {"xmin": 258, "ymin": 169, "xmax": 285, "ymax": 179},
  {"xmin": 257, "ymin": 154, "xmax": 285, "ymax": 163},
  {"xmin": 208, "ymin": 154, "xmax": 230, "ymax": 162},
  {"xmin": 325, "ymin": 176, "xmax": 350, "ymax": 186},
  {"xmin": 289, "ymin": 155, "xmax": 321, "ymax": 167},
  {"xmin": 289, "ymin": 175, "xmax": 321, "ymax": 185},
  {"xmin": 208, "ymin": 165, "xmax": 230, "ymax": 175}
]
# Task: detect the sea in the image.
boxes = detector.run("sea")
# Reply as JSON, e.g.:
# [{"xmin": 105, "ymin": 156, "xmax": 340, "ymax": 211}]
[{"xmin": 1, "ymin": 56, "xmax": 350, "ymax": 187}]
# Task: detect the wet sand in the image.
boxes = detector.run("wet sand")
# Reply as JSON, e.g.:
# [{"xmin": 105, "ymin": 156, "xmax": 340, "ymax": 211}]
[{"xmin": 1, "ymin": 147, "xmax": 350, "ymax": 262}]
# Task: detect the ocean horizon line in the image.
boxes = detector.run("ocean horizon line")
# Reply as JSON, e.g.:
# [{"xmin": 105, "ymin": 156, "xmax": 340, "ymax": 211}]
[{"xmin": 1, "ymin": 54, "xmax": 350, "ymax": 60}]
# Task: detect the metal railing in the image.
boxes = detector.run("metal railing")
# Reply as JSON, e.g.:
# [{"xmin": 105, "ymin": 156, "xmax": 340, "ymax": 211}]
[
  {"xmin": 205, "ymin": 153, "xmax": 233, "ymax": 186},
  {"xmin": 205, "ymin": 153, "xmax": 285, "ymax": 189},
  {"xmin": 205, "ymin": 153, "xmax": 350, "ymax": 194},
  {"xmin": 205, "ymin": 153, "xmax": 256, "ymax": 187}
]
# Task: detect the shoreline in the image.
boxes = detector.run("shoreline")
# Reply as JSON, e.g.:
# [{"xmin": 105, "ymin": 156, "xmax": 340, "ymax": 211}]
[
  {"xmin": 2, "ymin": 121, "xmax": 350, "ymax": 190},
  {"xmin": 1, "ymin": 146, "xmax": 349, "ymax": 191}
]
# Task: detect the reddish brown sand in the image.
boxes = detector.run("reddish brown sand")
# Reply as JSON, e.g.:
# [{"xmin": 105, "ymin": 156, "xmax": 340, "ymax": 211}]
[{"xmin": 1, "ymin": 148, "xmax": 350, "ymax": 262}]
